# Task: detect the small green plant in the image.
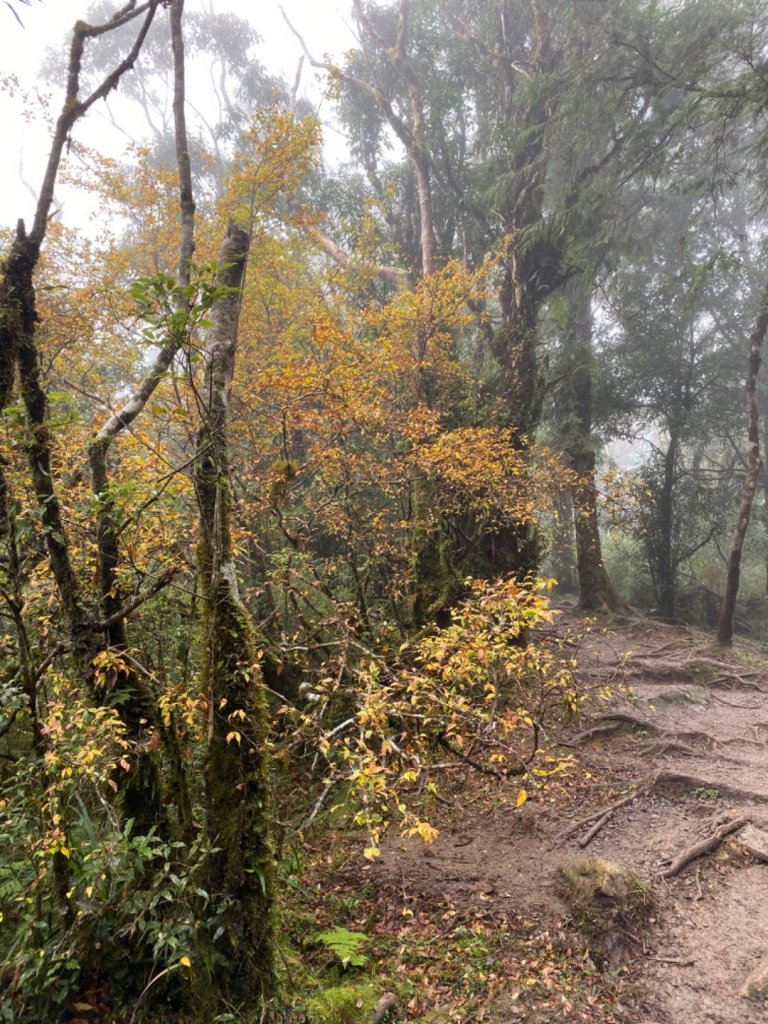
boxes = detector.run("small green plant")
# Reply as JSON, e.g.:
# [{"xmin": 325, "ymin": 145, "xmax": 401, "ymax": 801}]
[
  {"xmin": 304, "ymin": 982, "xmax": 381, "ymax": 1024},
  {"xmin": 314, "ymin": 927, "xmax": 369, "ymax": 969},
  {"xmin": 693, "ymin": 787, "xmax": 719, "ymax": 801}
]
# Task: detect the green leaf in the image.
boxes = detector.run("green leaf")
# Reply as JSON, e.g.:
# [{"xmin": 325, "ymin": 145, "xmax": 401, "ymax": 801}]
[{"xmin": 314, "ymin": 927, "xmax": 369, "ymax": 968}]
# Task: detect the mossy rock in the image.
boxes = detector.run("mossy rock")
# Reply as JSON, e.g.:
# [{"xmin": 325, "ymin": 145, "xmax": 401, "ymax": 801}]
[
  {"xmin": 305, "ymin": 982, "xmax": 383, "ymax": 1024},
  {"xmin": 559, "ymin": 857, "xmax": 653, "ymax": 937}
]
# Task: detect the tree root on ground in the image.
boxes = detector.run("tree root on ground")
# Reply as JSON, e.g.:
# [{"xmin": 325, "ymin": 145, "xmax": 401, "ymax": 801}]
[
  {"xmin": 653, "ymin": 769, "xmax": 768, "ymax": 803},
  {"xmin": 568, "ymin": 713, "xmax": 661, "ymax": 746},
  {"xmin": 639, "ymin": 741, "xmax": 696, "ymax": 759}
]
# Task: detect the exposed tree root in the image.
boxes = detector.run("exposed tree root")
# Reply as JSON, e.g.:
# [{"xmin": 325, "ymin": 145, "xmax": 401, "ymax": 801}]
[
  {"xmin": 653, "ymin": 769, "xmax": 768, "ymax": 803},
  {"xmin": 620, "ymin": 653, "xmax": 767, "ymax": 690},
  {"xmin": 660, "ymin": 816, "xmax": 749, "ymax": 878},
  {"xmin": 568, "ymin": 713, "xmax": 660, "ymax": 747},
  {"xmin": 646, "ymin": 955, "xmax": 696, "ymax": 967},
  {"xmin": 709, "ymin": 675, "xmax": 767, "ymax": 693},
  {"xmin": 639, "ymin": 741, "xmax": 696, "ymax": 759}
]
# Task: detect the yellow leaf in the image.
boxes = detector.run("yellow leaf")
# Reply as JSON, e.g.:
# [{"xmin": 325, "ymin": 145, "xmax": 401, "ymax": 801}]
[
  {"xmin": 180, "ymin": 956, "xmax": 191, "ymax": 968},
  {"xmin": 516, "ymin": 789, "xmax": 528, "ymax": 808},
  {"xmin": 226, "ymin": 731, "xmax": 242, "ymax": 745},
  {"xmin": 363, "ymin": 846, "xmax": 381, "ymax": 860}
]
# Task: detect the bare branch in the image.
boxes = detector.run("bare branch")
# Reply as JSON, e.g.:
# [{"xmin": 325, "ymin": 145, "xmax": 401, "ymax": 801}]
[
  {"xmin": 306, "ymin": 223, "xmax": 411, "ymax": 287},
  {"xmin": 30, "ymin": 0, "xmax": 162, "ymax": 251}
]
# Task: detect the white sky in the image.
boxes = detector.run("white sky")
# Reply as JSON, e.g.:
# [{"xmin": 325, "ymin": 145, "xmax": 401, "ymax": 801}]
[{"xmin": 0, "ymin": 0, "xmax": 356, "ymax": 231}]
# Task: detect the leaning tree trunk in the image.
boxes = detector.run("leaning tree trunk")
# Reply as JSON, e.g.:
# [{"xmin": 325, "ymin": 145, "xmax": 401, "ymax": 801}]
[
  {"xmin": 717, "ymin": 281, "xmax": 768, "ymax": 645},
  {"xmin": 195, "ymin": 224, "xmax": 276, "ymax": 1011}
]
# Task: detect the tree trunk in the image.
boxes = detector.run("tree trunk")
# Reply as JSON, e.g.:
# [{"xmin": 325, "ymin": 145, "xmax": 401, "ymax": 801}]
[
  {"xmin": 717, "ymin": 281, "xmax": 768, "ymax": 645},
  {"xmin": 656, "ymin": 429, "xmax": 679, "ymax": 621},
  {"xmin": 79, "ymin": 0, "xmax": 197, "ymax": 833},
  {"xmin": 550, "ymin": 487, "xmax": 577, "ymax": 593},
  {"xmin": 195, "ymin": 224, "xmax": 276, "ymax": 1010},
  {"xmin": 559, "ymin": 281, "xmax": 624, "ymax": 611}
]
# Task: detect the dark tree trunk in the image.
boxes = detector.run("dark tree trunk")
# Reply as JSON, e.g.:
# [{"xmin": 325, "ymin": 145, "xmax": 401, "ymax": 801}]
[
  {"xmin": 550, "ymin": 487, "xmax": 578, "ymax": 593},
  {"xmin": 656, "ymin": 429, "xmax": 679, "ymax": 622},
  {"xmin": 558, "ymin": 281, "xmax": 624, "ymax": 611},
  {"xmin": 717, "ymin": 281, "xmax": 768, "ymax": 645}
]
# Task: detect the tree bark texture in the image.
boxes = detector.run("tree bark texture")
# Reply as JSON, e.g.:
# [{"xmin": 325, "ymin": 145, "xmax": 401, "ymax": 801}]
[
  {"xmin": 195, "ymin": 224, "xmax": 276, "ymax": 1009},
  {"xmin": 717, "ymin": 280, "xmax": 768, "ymax": 645},
  {"xmin": 558, "ymin": 281, "xmax": 623, "ymax": 611}
]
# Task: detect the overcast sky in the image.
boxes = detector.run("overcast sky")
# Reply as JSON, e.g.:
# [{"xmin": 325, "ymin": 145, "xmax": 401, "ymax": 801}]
[{"xmin": 0, "ymin": 0, "xmax": 356, "ymax": 230}]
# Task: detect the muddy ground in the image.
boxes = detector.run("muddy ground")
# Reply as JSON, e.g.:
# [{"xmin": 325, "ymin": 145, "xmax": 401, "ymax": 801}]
[{"xmin": 373, "ymin": 610, "xmax": 768, "ymax": 1023}]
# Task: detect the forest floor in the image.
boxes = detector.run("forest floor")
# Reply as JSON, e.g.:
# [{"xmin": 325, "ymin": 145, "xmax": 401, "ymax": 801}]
[{"xmin": 313, "ymin": 607, "xmax": 768, "ymax": 1024}]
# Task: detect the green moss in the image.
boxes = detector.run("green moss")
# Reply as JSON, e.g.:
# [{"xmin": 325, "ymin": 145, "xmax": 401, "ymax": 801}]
[
  {"xmin": 304, "ymin": 982, "xmax": 382, "ymax": 1024},
  {"xmin": 559, "ymin": 857, "xmax": 653, "ymax": 937}
]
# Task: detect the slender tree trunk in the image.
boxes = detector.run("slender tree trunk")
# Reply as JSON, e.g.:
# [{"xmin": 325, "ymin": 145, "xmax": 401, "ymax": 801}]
[
  {"xmin": 195, "ymin": 224, "xmax": 276, "ymax": 1010},
  {"xmin": 82, "ymin": 0, "xmax": 196, "ymax": 832},
  {"xmin": 717, "ymin": 281, "xmax": 768, "ymax": 645},
  {"xmin": 656, "ymin": 429, "xmax": 679, "ymax": 621}
]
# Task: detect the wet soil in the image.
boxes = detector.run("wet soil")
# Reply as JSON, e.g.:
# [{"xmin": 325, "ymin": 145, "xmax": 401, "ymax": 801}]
[{"xmin": 374, "ymin": 611, "xmax": 768, "ymax": 1022}]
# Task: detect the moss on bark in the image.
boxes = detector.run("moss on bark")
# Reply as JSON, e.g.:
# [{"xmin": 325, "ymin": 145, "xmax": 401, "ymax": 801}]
[{"xmin": 195, "ymin": 224, "xmax": 277, "ymax": 1010}]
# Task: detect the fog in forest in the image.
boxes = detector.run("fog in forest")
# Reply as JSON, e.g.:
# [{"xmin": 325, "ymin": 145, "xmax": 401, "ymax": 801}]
[{"xmin": 1, "ymin": 2, "xmax": 768, "ymax": 1021}]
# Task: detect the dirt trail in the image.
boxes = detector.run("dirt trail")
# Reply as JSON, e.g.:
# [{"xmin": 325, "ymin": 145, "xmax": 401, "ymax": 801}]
[{"xmin": 374, "ymin": 612, "xmax": 768, "ymax": 1023}]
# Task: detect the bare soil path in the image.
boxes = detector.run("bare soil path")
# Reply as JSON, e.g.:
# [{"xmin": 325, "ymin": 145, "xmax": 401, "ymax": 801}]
[{"xmin": 373, "ymin": 611, "xmax": 768, "ymax": 1023}]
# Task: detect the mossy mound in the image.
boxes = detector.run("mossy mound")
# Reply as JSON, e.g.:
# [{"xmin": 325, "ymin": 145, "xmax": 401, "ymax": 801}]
[
  {"xmin": 559, "ymin": 857, "xmax": 653, "ymax": 937},
  {"xmin": 305, "ymin": 982, "xmax": 384, "ymax": 1024}
]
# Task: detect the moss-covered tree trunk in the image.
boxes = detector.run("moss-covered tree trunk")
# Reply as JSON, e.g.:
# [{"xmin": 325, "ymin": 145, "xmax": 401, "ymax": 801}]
[{"xmin": 195, "ymin": 224, "xmax": 276, "ymax": 1010}]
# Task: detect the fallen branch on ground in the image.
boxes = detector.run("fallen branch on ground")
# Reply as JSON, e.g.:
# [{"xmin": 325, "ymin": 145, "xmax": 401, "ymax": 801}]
[
  {"xmin": 560, "ymin": 780, "xmax": 653, "ymax": 841},
  {"xmin": 660, "ymin": 816, "xmax": 748, "ymax": 879},
  {"xmin": 578, "ymin": 809, "xmax": 613, "ymax": 848}
]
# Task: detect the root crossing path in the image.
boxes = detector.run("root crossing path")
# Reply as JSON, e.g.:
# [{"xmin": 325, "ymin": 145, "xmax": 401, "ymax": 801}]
[{"xmin": 374, "ymin": 613, "xmax": 768, "ymax": 1023}]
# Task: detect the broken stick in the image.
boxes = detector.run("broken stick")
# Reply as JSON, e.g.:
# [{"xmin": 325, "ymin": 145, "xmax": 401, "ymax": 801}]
[
  {"xmin": 660, "ymin": 816, "xmax": 749, "ymax": 879},
  {"xmin": 579, "ymin": 809, "xmax": 614, "ymax": 848},
  {"xmin": 560, "ymin": 780, "xmax": 652, "ymax": 841}
]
